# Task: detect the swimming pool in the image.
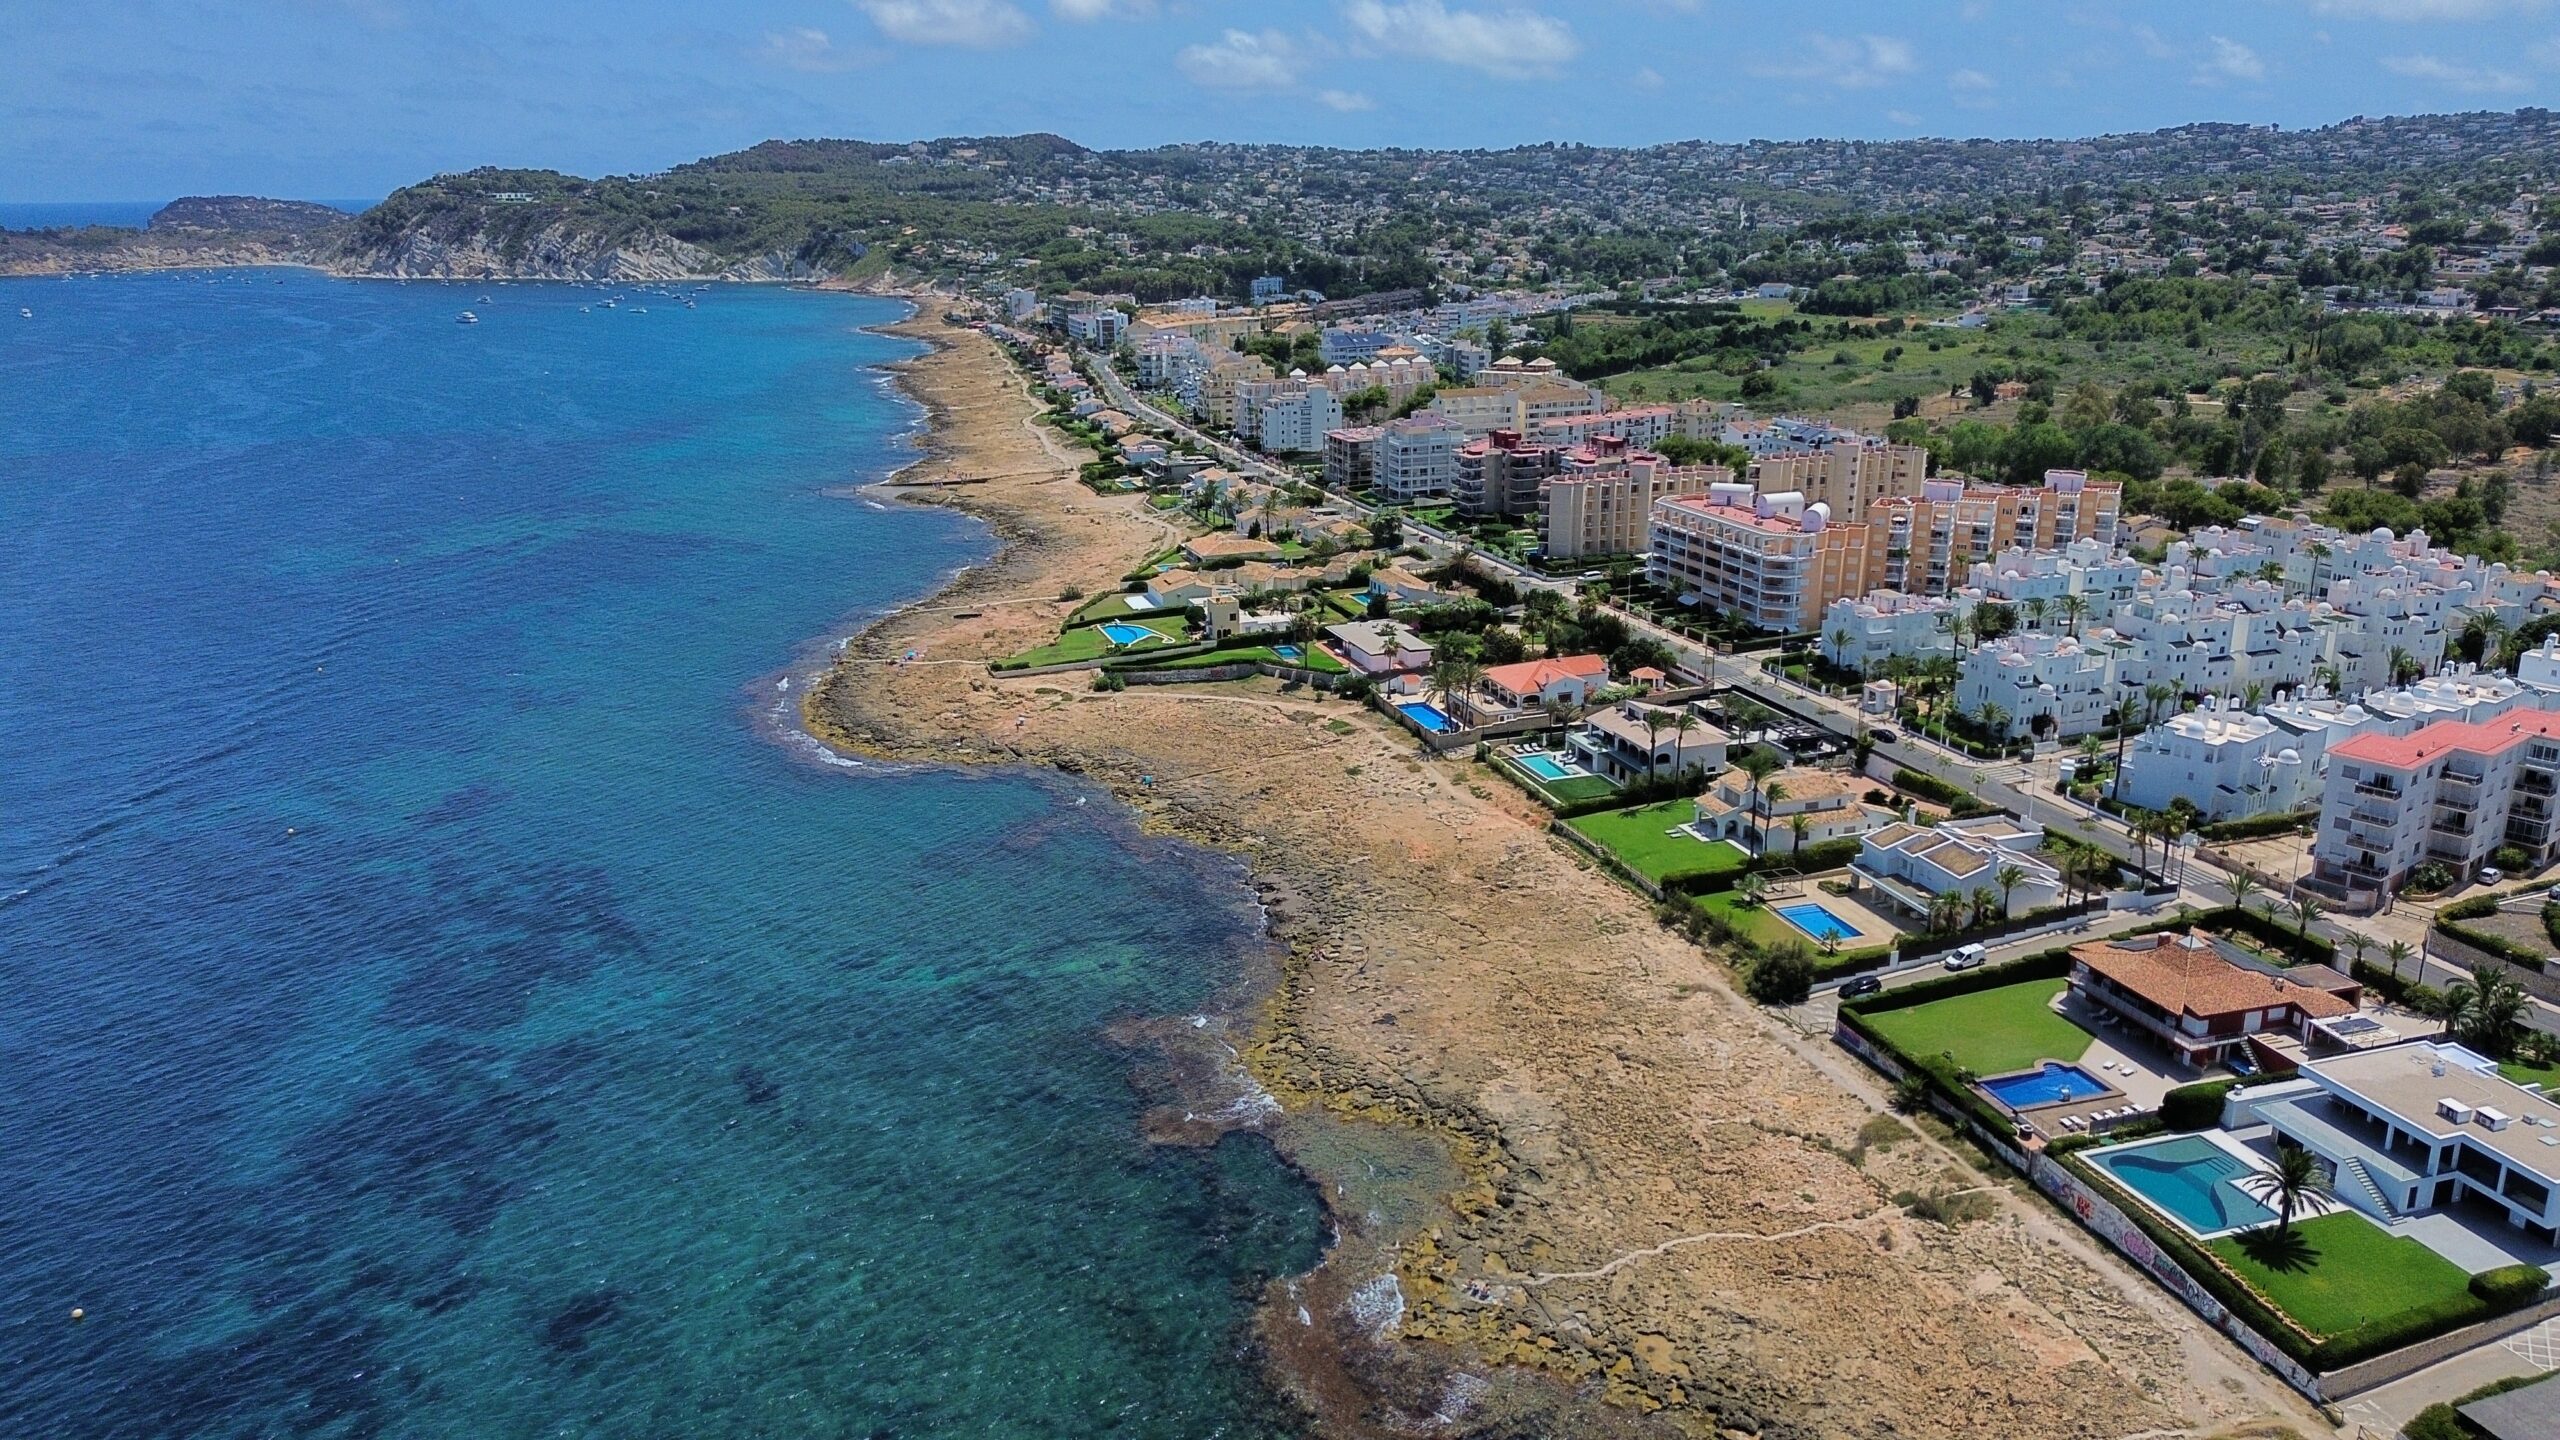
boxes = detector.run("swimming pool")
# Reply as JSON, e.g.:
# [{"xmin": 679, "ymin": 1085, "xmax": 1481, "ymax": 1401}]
[
  {"xmin": 1271, "ymin": 644, "xmax": 1303, "ymax": 661},
  {"xmin": 1774, "ymin": 901, "xmax": 1860, "ymax": 943},
  {"xmin": 1397, "ymin": 701, "xmax": 1457, "ymax": 733},
  {"xmin": 1098, "ymin": 622, "xmax": 1156, "ymax": 646},
  {"xmin": 1517, "ymin": 753, "xmax": 1583, "ymax": 782},
  {"xmin": 2086, "ymin": 1134, "xmax": 2279, "ymax": 1236},
  {"xmin": 1980, "ymin": 1062, "xmax": 2111, "ymax": 1110}
]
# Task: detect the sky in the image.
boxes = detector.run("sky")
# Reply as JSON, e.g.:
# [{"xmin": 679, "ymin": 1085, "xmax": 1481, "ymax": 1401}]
[{"xmin": 11, "ymin": 0, "xmax": 2560, "ymax": 200}]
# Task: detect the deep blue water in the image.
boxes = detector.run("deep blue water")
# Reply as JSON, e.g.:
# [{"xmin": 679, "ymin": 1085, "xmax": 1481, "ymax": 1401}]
[
  {"xmin": 0, "ymin": 270, "xmax": 1322, "ymax": 1437},
  {"xmin": 0, "ymin": 200, "xmax": 377, "ymax": 231}
]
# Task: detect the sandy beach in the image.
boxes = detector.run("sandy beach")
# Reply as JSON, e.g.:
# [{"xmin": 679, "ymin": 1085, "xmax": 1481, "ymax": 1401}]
[{"xmin": 807, "ymin": 306, "xmax": 2326, "ymax": 1439}]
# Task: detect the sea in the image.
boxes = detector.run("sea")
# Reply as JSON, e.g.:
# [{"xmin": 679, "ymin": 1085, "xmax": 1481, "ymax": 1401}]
[{"xmin": 0, "ymin": 270, "xmax": 1327, "ymax": 1437}]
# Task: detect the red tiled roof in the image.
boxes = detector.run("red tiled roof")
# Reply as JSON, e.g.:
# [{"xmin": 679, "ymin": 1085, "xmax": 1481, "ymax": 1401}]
[
  {"xmin": 2327, "ymin": 711, "xmax": 2560, "ymax": 771},
  {"xmin": 2074, "ymin": 931, "xmax": 2357, "ymax": 1023},
  {"xmin": 1481, "ymin": 655, "xmax": 1607, "ymax": 693}
]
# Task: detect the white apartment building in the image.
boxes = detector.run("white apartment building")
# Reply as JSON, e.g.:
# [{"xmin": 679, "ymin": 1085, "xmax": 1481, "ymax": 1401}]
[
  {"xmin": 1967, "ymin": 538, "xmax": 2148, "ymax": 613},
  {"xmin": 1955, "ymin": 632, "xmax": 2127, "ymax": 739},
  {"xmin": 1067, "ymin": 309, "xmax": 1128, "ymax": 347},
  {"xmin": 1818, "ymin": 591, "xmax": 1963, "ymax": 675},
  {"xmin": 2115, "ymin": 701, "xmax": 2318, "ymax": 822},
  {"xmin": 1373, "ymin": 415, "xmax": 1465, "ymax": 503},
  {"xmin": 2312, "ymin": 710, "xmax": 2560, "ymax": 893},
  {"xmin": 1238, "ymin": 379, "xmax": 1343, "ymax": 454}
]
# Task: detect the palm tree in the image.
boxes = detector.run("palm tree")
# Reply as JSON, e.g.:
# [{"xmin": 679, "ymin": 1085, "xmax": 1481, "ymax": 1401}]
[
  {"xmin": 2145, "ymin": 681, "xmax": 2175, "ymax": 725},
  {"xmin": 2242, "ymin": 679, "xmax": 2266, "ymax": 711},
  {"xmin": 1970, "ymin": 886, "xmax": 1999, "ymax": 928},
  {"xmin": 1756, "ymin": 779, "xmax": 1791, "ymax": 855},
  {"xmin": 2245, "ymin": 1145, "xmax": 2335, "ymax": 1237},
  {"xmin": 1737, "ymin": 870, "xmax": 1768, "ymax": 907},
  {"xmin": 1670, "ymin": 709, "xmax": 1698, "ymax": 781},
  {"xmin": 2386, "ymin": 938, "xmax": 2414, "ymax": 983},
  {"xmin": 2388, "ymin": 644, "xmax": 2421, "ymax": 688},
  {"xmin": 2291, "ymin": 893, "xmax": 2323, "ymax": 941},
  {"xmin": 2343, "ymin": 930, "xmax": 2374, "ymax": 976},
  {"xmin": 2059, "ymin": 592, "xmax": 2090, "ymax": 638},
  {"xmin": 1639, "ymin": 706, "xmax": 1670, "ymax": 785},
  {"xmin": 1734, "ymin": 745, "xmax": 1781, "ymax": 821},
  {"xmin": 1981, "ymin": 702, "xmax": 2011, "ymax": 747},
  {"xmin": 1788, "ymin": 811, "xmax": 1811, "ymax": 857},
  {"xmin": 2447, "ymin": 965, "xmax": 2534, "ymax": 1058},
  {"xmin": 1996, "ymin": 863, "xmax": 2027, "ymax": 918},
  {"xmin": 2227, "ymin": 870, "xmax": 2261, "ymax": 918},
  {"xmin": 1830, "ymin": 626, "xmax": 1854, "ymax": 676},
  {"xmin": 2023, "ymin": 596, "xmax": 2049, "ymax": 633}
]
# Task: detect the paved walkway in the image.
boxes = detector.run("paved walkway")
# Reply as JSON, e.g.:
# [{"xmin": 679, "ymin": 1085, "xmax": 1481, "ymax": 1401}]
[{"xmin": 2337, "ymin": 1315, "xmax": 2560, "ymax": 1437}]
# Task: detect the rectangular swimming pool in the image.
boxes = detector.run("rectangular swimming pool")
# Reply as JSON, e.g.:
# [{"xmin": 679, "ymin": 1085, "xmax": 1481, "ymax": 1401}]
[
  {"xmin": 1517, "ymin": 753, "xmax": 1583, "ymax": 782},
  {"xmin": 2086, "ymin": 1134, "xmax": 2279, "ymax": 1236},
  {"xmin": 1773, "ymin": 901, "xmax": 1860, "ymax": 943},
  {"xmin": 1397, "ymin": 701, "xmax": 1457, "ymax": 733},
  {"xmin": 1271, "ymin": 644, "xmax": 1303, "ymax": 661},
  {"xmin": 1980, "ymin": 1062, "xmax": 2111, "ymax": 1110},
  {"xmin": 1099, "ymin": 622, "xmax": 1157, "ymax": 646}
]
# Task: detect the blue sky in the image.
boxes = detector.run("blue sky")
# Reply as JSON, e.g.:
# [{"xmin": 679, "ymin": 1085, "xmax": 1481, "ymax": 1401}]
[{"xmin": 11, "ymin": 0, "xmax": 2560, "ymax": 200}]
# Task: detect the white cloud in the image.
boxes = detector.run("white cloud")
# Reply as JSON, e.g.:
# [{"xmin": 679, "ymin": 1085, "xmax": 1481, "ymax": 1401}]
[
  {"xmin": 1751, "ymin": 33, "xmax": 1918, "ymax": 89},
  {"xmin": 2193, "ymin": 35, "xmax": 2265, "ymax": 85},
  {"xmin": 756, "ymin": 26, "xmax": 872, "ymax": 71},
  {"xmin": 857, "ymin": 0, "xmax": 1035, "ymax": 47},
  {"xmin": 1177, "ymin": 29, "xmax": 1304, "ymax": 91},
  {"xmin": 1947, "ymin": 67, "xmax": 1994, "ymax": 91},
  {"xmin": 1318, "ymin": 87, "xmax": 1378, "ymax": 110},
  {"xmin": 1631, "ymin": 65, "xmax": 1665, "ymax": 90},
  {"xmin": 2383, "ymin": 52, "xmax": 2530, "ymax": 89},
  {"xmin": 2130, "ymin": 24, "xmax": 2176, "ymax": 60},
  {"xmin": 1050, "ymin": 0, "xmax": 1152, "ymax": 19},
  {"xmin": 1342, "ymin": 0, "xmax": 1580, "ymax": 77},
  {"xmin": 2306, "ymin": 0, "xmax": 2544, "ymax": 18}
]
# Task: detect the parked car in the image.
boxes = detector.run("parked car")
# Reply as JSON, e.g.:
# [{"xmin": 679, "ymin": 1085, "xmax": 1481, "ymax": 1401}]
[
  {"xmin": 1838, "ymin": 974, "xmax": 1884, "ymax": 999},
  {"xmin": 1941, "ymin": 942, "xmax": 1989, "ymax": 971},
  {"xmin": 2478, "ymin": 865, "xmax": 2505, "ymax": 886}
]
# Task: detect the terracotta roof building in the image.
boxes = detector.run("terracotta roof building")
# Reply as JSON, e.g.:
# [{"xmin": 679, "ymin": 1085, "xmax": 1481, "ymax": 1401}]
[{"xmin": 2068, "ymin": 930, "xmax": 2360, "ymax": 1071}]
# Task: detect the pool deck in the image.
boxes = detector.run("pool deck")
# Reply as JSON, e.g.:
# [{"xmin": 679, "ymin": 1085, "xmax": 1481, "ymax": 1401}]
[{"xmin": 1767, "ymin": 879, "xmax": 1899, "ymax": 950}]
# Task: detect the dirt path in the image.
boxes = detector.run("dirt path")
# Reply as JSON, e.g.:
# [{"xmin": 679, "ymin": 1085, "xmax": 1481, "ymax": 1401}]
[{"xmin": 805, "ymin": 309, "xmax": 2330, "ymax": 1440}]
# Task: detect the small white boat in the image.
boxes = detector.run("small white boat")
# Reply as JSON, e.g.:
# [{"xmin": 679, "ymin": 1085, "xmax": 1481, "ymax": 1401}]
[
  {"xmin": 455, "ymin": 311, "xmax": 479, "ymax": 325},
  {"xmin": 631, "ymin": 306, "xmax": 648, "ymax": 314},
  {"xmin": 17, "ymin": 308, "xmax": 29, "ymax": 319}
]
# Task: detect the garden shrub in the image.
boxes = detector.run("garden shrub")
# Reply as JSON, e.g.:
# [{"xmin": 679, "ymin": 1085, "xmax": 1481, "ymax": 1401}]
[
  {"xmin": 2467, "ymin": 1263, "xmax": 2550, "ymax": 1309},
  {"xmin": 2198, "ymin": 810, "xmax": 2315, "ymax": 842},
  {"xmin": 1744, "ymin": 947, "xmax": 1814, "ymax": 1006},
  {"xmin": 2161, "ymin": 1078, "xmax": 2240, "ymax": 1131}
]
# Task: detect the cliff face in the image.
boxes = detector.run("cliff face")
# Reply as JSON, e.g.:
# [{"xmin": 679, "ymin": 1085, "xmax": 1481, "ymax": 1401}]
[{"xmin": 327, "ymin": 220, "xmax": 831, "ymax": 281}]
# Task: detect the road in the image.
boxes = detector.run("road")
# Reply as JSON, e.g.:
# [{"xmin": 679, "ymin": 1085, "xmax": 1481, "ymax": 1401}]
[{"xmin": 1078, "ymin": 345, "xmax": 2547, "ymax": 1028}]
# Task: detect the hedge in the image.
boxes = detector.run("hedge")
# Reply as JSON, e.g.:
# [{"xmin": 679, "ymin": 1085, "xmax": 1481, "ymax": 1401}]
[
  {"xmin": 2433, "ymin": 894, "xmax": 2555, "ymax": 972},
  {"xmin": 2352, "ymin": 958, "xmax": 2448, "ymax": 1016},
  {"xmin": 2199, "ymin": 809, "xmax": 2316, "ymax": 842},
  {"xmin": 2162, "ymin": 1078, "xmax": 2241, "ymax": 1131},
  {"xmin": 2214, "ymin": 906, "xmax": 2338, "ymax": 967},
  {"xmin": 1890, "ymin": 766, "xmax": 1998, "ymax": 820},
  {"xmin": 2468, "ymin": 1263, "xmax": 2551, "ymax": 1308},
  {"xmin": 2406, "ymin": 1372, "xmax": 2559, "ymax": 1440}
]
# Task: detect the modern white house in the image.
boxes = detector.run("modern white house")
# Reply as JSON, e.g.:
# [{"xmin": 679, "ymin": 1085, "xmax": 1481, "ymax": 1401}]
[
  {"xmin": 1323, "ymin": 620, "xmax": 1434, "ymax": 676},
  {"xmin": 1565, "ymin": 701, "xmax": 1729, "ymax": 785},
  {"xmin": 1690, "ymin": 767, "xmax": 1886, "ymax": 858},
  {"xmin": 1852, "ymin": 815, "xmax": 2063, "ymax": 920},
  {"xmin": 2233, "ymin": 1041, "xmax": 2560, "ymax": 1240}
]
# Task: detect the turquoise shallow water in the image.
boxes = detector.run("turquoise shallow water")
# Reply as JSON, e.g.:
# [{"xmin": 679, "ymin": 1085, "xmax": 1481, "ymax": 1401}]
[{"xmin": 0, "ymin": 270, "xmax": 1324, "ymax": 1437}]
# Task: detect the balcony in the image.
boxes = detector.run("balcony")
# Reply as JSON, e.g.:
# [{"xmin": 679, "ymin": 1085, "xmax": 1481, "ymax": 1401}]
[
  {"xmin": 2352, "ymin": 779, "xmax": 2403, "ymax": 800},
  {"xmin": 2350, "ymin": 802, "xmax": 2397, "ymax": 827},
  {"xmin": 2431, "ymin": 817, "xmax": 2472, "ymax": 838},
  {"xmin": 2523, "ymin": 771, "xmax": 2557, "ymax": 798}
]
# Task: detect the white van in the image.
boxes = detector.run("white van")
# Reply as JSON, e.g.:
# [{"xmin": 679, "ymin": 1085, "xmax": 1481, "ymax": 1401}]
[{"xmin": 1942, "ymin": 943, "xmax": 1989, "ymax": 971}]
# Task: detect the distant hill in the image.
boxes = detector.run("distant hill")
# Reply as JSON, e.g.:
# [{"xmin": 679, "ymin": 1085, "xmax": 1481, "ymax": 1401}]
[{"xmin": 149, "ymin": 196, "xmax": 352, "ymax": 236}]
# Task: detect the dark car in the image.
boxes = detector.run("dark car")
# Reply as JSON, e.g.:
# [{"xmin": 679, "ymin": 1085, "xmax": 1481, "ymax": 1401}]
[
  {"xmin": 1838, "ymin": 974, "xmax": 1885, "ymax": 999},
  {"xmin": 1870, "ymin": 728, "xmax": 1899, "ymax": 745}
]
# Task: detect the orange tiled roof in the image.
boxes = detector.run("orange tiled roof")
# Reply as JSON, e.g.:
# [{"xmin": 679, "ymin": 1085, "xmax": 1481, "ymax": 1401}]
[
  {"xmin": 2073, "ymin": 931, "xmax": 2356, "ymax": 1023},
  {"xmin": 2327, "ymin": 711, "xmax": 2560, "ymax": 771},
  {"xmin": 1481, "ymin": 655, "xmax": 1607, "ymax": 693}
]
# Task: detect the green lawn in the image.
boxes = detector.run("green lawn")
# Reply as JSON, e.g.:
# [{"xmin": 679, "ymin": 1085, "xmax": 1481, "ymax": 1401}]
[
  {"xmin": 1117, "ymin": 643, "xmax": 1346, "ymax": 674},
  {"xmin": 998, "ymin": 612, "xmax": 1191, "ymax": 669},
  {"xmin": 1566, "ymin": 800, "xmax": 1746, "ymax": 884},
  {"xmin": 2209, "ymin": 1212, "xmax": 2476, "ymax": 1339},
  {"xmin": 2500, "ymin": 1057, "xmax": 2560, "ymax": 1088},
  {"xmin": 1862, "ymin": 978, "xmax": 2091, "ymax": 1076},
  {"xmin": 1066, "ymin": 589, "xmax": 1167, "ymax": 626}
]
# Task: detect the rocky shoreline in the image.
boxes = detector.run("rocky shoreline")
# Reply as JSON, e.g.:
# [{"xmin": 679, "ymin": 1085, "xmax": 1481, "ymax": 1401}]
[{"xmin": 809, "ymin": 305, "xmax": 2317, "ymax": 1438}]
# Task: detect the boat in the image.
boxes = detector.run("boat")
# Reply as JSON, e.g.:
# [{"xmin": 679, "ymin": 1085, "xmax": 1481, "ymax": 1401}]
[
  {"xmin": 17, "ymin": 308, "xmax": 29, "ymax": 319},
  {"xmin": 455, "ymin": 311, "xmax": 479, "ymax": 325},
  {"xmin": 631, "ymin": 307, "xmax": 648, "ymax": 314}
]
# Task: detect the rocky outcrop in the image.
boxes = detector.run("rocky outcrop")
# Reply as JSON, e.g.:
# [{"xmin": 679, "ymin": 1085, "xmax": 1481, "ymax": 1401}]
[{"xmin": 325, "ymin": 221, "xmax": 834, "ymax": 283}]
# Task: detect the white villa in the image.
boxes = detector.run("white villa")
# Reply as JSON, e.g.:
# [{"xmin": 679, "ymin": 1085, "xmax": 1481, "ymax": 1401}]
[
  {"xmin": 2232, "ymin": 1041, "xmax": 2560, "ymax": 1242},
  {"xmin": 1691, "ymin": 767, "xmax": 1886, "ymax": 858},
  {"xmin": 1852, "ymin": 814, "xmax": 2062, "ymax": 921},
  {"xmin": 1323, "ymin": 620, "xmax": 1433, "ymax": 676},
  {"xmin": 1565, "ymin": 701, "xmax": 1728, "ymax": 785}
]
